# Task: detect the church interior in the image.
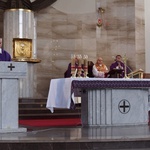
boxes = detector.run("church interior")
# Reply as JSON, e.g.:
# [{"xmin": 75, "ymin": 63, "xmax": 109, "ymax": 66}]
[{"xmin": 1, "ymin": 0, "xmax": 150, "ymax": 150}]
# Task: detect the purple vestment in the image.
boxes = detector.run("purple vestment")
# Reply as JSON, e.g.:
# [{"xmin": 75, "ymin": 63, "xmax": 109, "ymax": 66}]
[
  {"xmin": 0, "ymin": 49, "xmax": 11, "ymax": 61},
  {"xmin": 110, "ymin": 61, "xmax": 125, "ymax": 70},
  {"xmin": 64, "ymin": 63, "xmax": 72, "ymax": 78},
  {"xmin": 109, "ymin": 61, "xmax": 125, "ymax": 78}
]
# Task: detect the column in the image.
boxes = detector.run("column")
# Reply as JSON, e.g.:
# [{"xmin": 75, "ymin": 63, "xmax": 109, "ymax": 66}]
[
  {"xmin": 3, "ymin": 9, "xmax": 37, "ymax": 97},
  {"xmin": 145, "ymin": 0, "xmax": 150, "ymax": 72}
]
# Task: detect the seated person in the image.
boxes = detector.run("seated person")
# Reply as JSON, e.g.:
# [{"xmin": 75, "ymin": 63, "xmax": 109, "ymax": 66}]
[
  {"xmin": 0, "ymin": 38, "xmax": 11, "ymax": 61},
  {"xmin": 109, "ymin": 55, "xmax": 125, "ymax": 78},
  {"xmin": 92, "ymin": 57, "xmax": 108, "ymax": 78},
  {"xmin": 64, "ymin": 55, "xmax": 83, "ymax": 78}
]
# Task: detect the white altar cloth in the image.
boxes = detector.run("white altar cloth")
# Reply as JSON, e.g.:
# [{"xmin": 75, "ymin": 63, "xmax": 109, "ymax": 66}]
[
  {"xmin": 46, "ymin": 78, "xmax": 150, "ymax": 113},
  {"xmin": 46, "ymin": 78, "xmax": 72, "ymax": 113},
  {"xmin": 47, "ymin": 78, "xmax": 95, "ymax": 112}
]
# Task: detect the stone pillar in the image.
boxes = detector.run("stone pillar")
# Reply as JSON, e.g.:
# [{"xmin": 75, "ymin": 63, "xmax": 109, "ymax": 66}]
[
  {"xmin": 3, "ymin": 9, "xmax": 36, "ymax": 57},
  {"xmin": 3, "ymin": 9, "xmax": 37, "ymax": 98}
]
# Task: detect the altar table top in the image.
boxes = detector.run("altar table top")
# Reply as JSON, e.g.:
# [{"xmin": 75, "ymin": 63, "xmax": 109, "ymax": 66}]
[{"xmin": 46, "ymin": 78, "xmax": 150, "ymax": 113}]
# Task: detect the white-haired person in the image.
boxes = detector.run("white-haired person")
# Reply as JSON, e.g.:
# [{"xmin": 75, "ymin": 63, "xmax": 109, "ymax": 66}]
[{"xmin": 92, "ymin": 57, "xmax": 108, "ymax": 78}]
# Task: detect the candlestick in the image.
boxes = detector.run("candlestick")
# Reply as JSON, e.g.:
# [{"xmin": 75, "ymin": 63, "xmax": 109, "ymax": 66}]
[
  {"xmin": 83, "ymin": 55, "xmax": 88, "ymax": 78},
  {"xmin": 78, "ymin": 54, "xmax": 82, "ymax": 67},
  {"xmin": 76, "ymin": 54, "xmax": 82, "ymax": 77},
  {"xmin": 71, "ymin": 54, "xmax": 75, "ymax": 77},
  {"xmin": 123, "ymin": 53, "xmax": 129, "ymax": 79}
]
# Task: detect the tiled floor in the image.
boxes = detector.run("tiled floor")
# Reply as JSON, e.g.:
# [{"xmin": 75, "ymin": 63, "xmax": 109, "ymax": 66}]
[{"xmin": 0, "ymin": 124, "xmax": 150, "ymax": 150}]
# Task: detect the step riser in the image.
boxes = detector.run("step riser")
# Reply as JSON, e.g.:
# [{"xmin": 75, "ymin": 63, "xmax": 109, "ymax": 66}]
[{"xmin": 19, "ymin": 98, "xmax": 81, "ymax": 120}]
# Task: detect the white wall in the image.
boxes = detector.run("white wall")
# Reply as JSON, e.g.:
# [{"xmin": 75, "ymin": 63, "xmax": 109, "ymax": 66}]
[{"xmin": 145, "ymin": 0, "xmax": 150, "ymax": 72}]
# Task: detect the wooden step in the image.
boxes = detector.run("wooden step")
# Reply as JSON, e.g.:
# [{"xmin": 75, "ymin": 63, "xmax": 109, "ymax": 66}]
[{"xmin": 19, "ymin": 98, "xmax": 81, "ymax": 120}]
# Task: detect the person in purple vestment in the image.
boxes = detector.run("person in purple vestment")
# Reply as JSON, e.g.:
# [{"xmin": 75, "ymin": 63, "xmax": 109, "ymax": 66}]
[
  {"xmin": 109, "ymin": 55, "xmax": 125, "ymax": 78},
  {"xmin": 0, "ymin": 38, "xmax": 11, "ymax": 61}
]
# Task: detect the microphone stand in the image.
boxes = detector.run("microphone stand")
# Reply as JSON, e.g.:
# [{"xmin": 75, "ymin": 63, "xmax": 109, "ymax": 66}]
[
  {"xmin": 123, "ymin": 53, "xmax": 129, "ymax": 79},
  {"xmin": 126, "ymin": 65, "xmax": 133, "ymax": 78}
]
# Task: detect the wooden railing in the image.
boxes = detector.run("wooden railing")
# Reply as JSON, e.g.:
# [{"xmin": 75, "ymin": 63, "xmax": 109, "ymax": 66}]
[{"xmin": 128, "ymin": 69, "xmax": 144, "ymax": 78}]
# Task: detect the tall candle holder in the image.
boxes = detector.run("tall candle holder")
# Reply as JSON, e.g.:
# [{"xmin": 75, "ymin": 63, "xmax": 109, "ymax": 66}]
[
  {"xmin": 123, "ymin": 53, "xmax": 129, "ymax": 79},
  {"xmin": 71, "ymin": 54, "xmax": 75, "ymax": 77},
  {"xmin": 83, "ymin": 55, "xmax": 88, "ymax": 78},
  {"xmin": 70, "ymin": 54, "xmax": 89, "ymax": 78},
  {"xmin": 77, "ymin": 54, "xmax": 82, "ymax": 77}
]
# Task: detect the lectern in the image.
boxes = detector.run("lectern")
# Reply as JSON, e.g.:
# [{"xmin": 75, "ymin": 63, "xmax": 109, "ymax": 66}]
[
  {"xmin": 0, "ymin": 62, "xmax": 27, "ymax": 133},
  {"xmin": 108, "ymin": 69, "xmax": 124, "ymax": 78}
]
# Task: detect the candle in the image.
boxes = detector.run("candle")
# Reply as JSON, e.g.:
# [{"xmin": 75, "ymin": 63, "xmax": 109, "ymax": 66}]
[
  {"xmin": 71, "ymin": 54, "xmax": 75, "ymax": 67},
  {"xmin": 84, "ymin": 58, "xmax": 88, "ymax": 67},
  {"xmin": 78, "ymin": 54, "xmax": 82, "ymax": 67},
  {"xmin": 83, "ymin": 55, "xmax": 88, "ymax": 67},
  {"xmin": 71, "ymin": 54, "xmax": 75, "ymax": 76},
  {"xmin": 83, "ymin": 55, "xmax": 88, "ymax": 77},
  {"xmin": 71, "ymin": 57, "xmax": 75, "ymax": 67}
]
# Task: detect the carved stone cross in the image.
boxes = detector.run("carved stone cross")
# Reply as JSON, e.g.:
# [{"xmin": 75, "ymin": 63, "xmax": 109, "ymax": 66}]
[{"xmin": 7, "ymin": 63, "xmax": 15, "ymax": 71}]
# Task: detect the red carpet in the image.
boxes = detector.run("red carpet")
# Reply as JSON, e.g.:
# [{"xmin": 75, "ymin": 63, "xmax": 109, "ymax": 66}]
[{"xmin": 19, "ymin": 118, "xmax": 82, "ymax": 127}]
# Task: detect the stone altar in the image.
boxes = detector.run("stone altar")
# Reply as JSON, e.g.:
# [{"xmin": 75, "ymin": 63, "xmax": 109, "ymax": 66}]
[
  {"xmin": 0, "ymin": 62, "xmax": 27, "ymax": 133},
  {"xmin": 72, "ymin": 79, "xmax": 150, "ymax": 126}
]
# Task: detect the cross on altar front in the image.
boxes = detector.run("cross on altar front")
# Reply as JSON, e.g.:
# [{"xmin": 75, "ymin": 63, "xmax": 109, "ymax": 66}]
[
  {"xmin": 8, "ymin": 63, "xmax": 15, "ymax": 71},
  {"xmin": 119, "ymin": 100, "xmax": 130, "ymax": 114}
]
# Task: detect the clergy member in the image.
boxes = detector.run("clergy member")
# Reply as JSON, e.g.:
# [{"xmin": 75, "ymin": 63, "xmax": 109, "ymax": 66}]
[
  {"xmin": 92, "ymin": 57, "xmax": 108, "ymax": 78},
  {"xmin": 109, "ymin": 55, "xmax": 125, "ymax": 78},
  {"xmin": 0, "ymin": 38, "xmax": 11, "ymax": 61}
]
